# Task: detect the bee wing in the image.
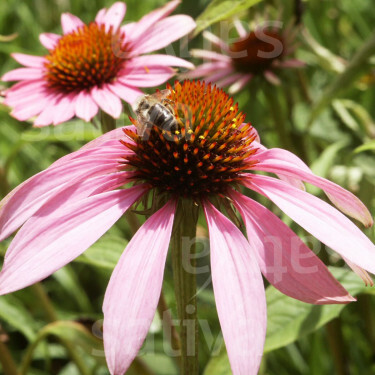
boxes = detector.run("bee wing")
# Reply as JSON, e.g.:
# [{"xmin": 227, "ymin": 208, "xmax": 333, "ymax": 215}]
[{"xmin": 149, "ymin": 89, "xmax": 172, "ymax": 101}]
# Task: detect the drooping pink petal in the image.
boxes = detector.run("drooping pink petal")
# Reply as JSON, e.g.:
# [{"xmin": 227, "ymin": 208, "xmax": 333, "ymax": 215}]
[
  {"xmin": 99, "ymin": 2, "xmax": 126, "ymax": 32},
  {"xmin": 131, "ymin": 15, "xmax": 196, "ymax": 55},
  {"xmin": 11, "ymin": 53, "xmax": 47, "ymax": 68},
  {"xmin": 277, "ymin": 59, "xmax": 305, "ymax": 68},
  {"xmin": 0, "ymin": 186, "xmax": 147, "ymax": 295},
  {"xmin": 234, "ymin": 19, "xmax": 248, "ymax": 38},
  {"xmin": 202, "ymin": 31, "xmax": 229, "ymax": 51},
  {"xmin": 91, "ymin": 85, "xmax": 122, "ymax": 118},
  {"xmin": 2, "ymin": 68, "xmax": 44, "ymax": 81},
  {"xmin": 121, "ymin": 0, "xmax": 180, "ymax": 44},
  {"xmin": 61, "ymin": 13, "xmax": 84, "ymax": 34},
  {"xmin": 107, "ymin": 82, "xmax": 143, "ymax": 105},
  {"xmin": 0, "ymin": 156, "xmax": 124, "ymax": 241},
  {"xmin": 203, "ymin": 201, "xmax": 266, "ymax": 375},
  {"xmin": 252, "ymin": 148, "xmax": 373, "ymax": 227},
  {"xmin": 228, "ymin": 73, "xmax": 252, "ymax": 94},
  {"xmin": 216, "ymin": 72, "xmax": 245, "ymax": 88},
  {"xmin": 103, "ymin": 199, "xmax": 176, "ymax": 375},
  {"xmin": 127, "ymin": 54, "xmax": 194, "ymax": 69},
  {"xmin": 118, "ymin": 66, "xmax": 175, "ymax": 87},
  {"xmin": 190, "ymin": 49, "xmax": 232, "ymax": 62},
  {"xmin": 181, "ymin": 61, "xmax": 231, "ymax": 79},
  {"xmin": 75, "ymin": 90, "xmax": 99, "ymax": 122},
  {"xmin": 264, "ymin": 70, "xmax": 281, "ymax": 85},
  {"xmin": 230, "ymin": 189, "xmax": 354, "ymax": 304},
  {"xmin": 245, "ymin": 175, "xmax": 375, "ymax": 275},
  {"xmin": 204, "ymin": 68, "xmax": 238, "ymax": 85},
  {"xmin": 4, "ymin": 171, "xmax": 133, "ymax": 262},
  {"xmin": 39, "ymin": 33, "xmax": 60, "ymax": 50}
]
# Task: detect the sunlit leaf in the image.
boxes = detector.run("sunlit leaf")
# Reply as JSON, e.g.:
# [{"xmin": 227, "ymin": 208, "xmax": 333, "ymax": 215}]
[{"xmin": 194, "ymin": 0, "xmax": 262, "ymax": 36}]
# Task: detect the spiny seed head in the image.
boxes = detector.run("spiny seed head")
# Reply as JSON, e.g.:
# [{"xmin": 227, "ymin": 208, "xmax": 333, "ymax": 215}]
[
  {"xmin": 230, "ymin": 30, "xmax": 284, "ymax": 73},
  {"xmin": 45, "ymin": 23, "xmax": 126, "ymax": 92},
  {"xmin": 121, "ymin": 80, "xmax": 257, "ymax": 198}
]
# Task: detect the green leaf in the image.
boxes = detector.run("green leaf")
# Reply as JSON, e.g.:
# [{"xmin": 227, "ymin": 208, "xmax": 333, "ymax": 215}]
[
  {"xmin": 0, "ymin": 294, "xmax": 39, "ymax": 341},
  {"xmin": 20, "ymin": 321, "xmax": 104, "ymax": 375},
  {"xmin": 354, "ymin": 140, "xmax": 375, "ymax": 154},
  {"xmin": 74, "ymin": 234, "xmax": 128, "ymax": 270},
  {"xmin": 194, "ymin": 0, "xmax": 262, "ymax": 36},
  {"xmin": 309, "ymin": 30, "xmax": 375, "ymax": 124},
  {"xmin": 203, "ymin": 267, "xmax": 374, "ymax": 374},
  {"xmin": 308, "ymin": 140, "xmax": 349, "ymax": 195}
]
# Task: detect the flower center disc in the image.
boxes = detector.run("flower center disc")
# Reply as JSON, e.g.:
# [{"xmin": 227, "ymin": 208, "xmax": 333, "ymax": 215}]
[
  {"xmin": 230, "ymin": 31, "xmax": 284, "ymax": 73},
  {"xmin": 45, "ymin": 23, "xmax": 126, "ymax": 92},
  {"xmin": 122, "ymin": 80, "xmax": 258, "ymax": 198}
]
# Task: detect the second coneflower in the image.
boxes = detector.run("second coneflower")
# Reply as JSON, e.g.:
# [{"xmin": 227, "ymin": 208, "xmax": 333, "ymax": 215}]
[
  {"xmin": 0, "ymin": 80, "xmax": 374, "ymax": 375},
  {"xmin": 1, "ymin": 1, "xmax": 195, "ymax": 126},
  {"xmin": 184, "ymin": 21, "xmax": 304, "ymax": 93}
]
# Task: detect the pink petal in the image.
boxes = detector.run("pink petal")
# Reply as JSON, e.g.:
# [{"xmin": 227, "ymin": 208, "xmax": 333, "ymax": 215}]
[
  {"xmin": 230, "ymin": 189, "xmax": 354, "ymax": 304},
  {"xmin": 52, "ymin": 94, "xmax": 77, "ymax": 125},
  {"xmin": 1, "ymin": 68, "xmax": 44, "ymax": 81},
  {"xmin": 103, "ymin": 199, "xmax": 176, "ymax": 375},
  {"xmin": 131, "ymin": 15, "xmax": 196, "ymax": 55},
  {"xmin": 203, "ymin": 201, "xmax": 266, "ymax": 375},
  {"xmin": 91, "ymin": 85, "xmax": 122, "ymax": 118},
  {"xmin": 245, "ymin": 175, "xmax": 375, "ymax": 276},
  {"xmin": 4, "ymin": 80, "xmax": 47, "ymax": 104},
  {"xmin": 61, "ymin": 13, "xmax": 84, "ymax": 34},
  {"xmin": 0, "ymin": 186, "xmax": 147, "ymax": 295},
  {"xmin": 118, "ymin": 66, "xmax": 174, "ymax": 87},
  {"xmin": 122, "ymin": 0, "xmax": 180, "ymax": 44},
  {"xmin": 100, "ymin": 2, "xmax": 126, "ymax": 32},
  {"xmin": 33, "ymin": 96, "xmax": 60, "ymax": 127},
  {"xmin": 39, "ymin": 33, "xmax": 61, "ymax": 50},
  {"xmin": 11, "ymin": 93, "xmax": 53, "ymax": 121},
  {"xmin": 278, "ymin": 59, "xmax": 305, "ymax": 68},
  {"xmin": 0, "ymin": 156, "xmax": 123, "ymax": 241},
  {"xmin": 11, "ymin": 53, "xmax": 47, "ymax": 68},
  {"xmin": 127, "ymin": 54, "xmax": 194, "ymax": 69},
  {"xmin": 190, "ymin": 49, "xmax": 231, "ymax": 63},
  {"xmin": 107, "ymin": 82, "xmax": 142, "ymax": 105},
  {"xmin": 252, "ymin": 148, "xmax": 373, "ymax": 227},
  {"xmin": 75, "ymin": 90, "xmax": 99, "ymax": 122}
]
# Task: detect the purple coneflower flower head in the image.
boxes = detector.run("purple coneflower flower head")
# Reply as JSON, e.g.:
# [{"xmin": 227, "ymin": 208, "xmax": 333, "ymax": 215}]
[
  {"xmin": 0, "ymin": 80, "xmax": 374, "ymax": 375},
  {"xmin": 183, "ymin": 20, "xmax": 304, "ymax": 93},
  {"xmin": 1, "ymin": 1, "xmax": 195, "ymax": 126}
]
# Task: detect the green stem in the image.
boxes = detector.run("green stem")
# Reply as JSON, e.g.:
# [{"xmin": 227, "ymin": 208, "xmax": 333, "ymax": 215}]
[
  {"xmin": 325, "ymin": 318, "xmax": 349, "ymax": 375},
  {"xmin": 0, "ymin": 340, "xmax": 18, "ymax": 375},
  {"xmin": 264, "ymin": 84, "xmax": 293, "ymax": 151},
  {"xmin": 171, "ymin": 199, "xmax": 199, "ymax": 375},
  {"xmin": 30, "ymin": 284, "xmax": 90, "ymax": 375},
  {"xmin": 157, "ymin": 291, "xmax": 181, "ymax": 370}
]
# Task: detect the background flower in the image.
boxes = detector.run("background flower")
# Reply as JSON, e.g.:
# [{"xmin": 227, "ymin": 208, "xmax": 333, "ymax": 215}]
[
  {"xmin": 1, "ymin": 1, "xmax": 195, "ymax": 126},
  {"xmin": 183, "ymin": 20, "xmax": 304, "ymax": 93}
]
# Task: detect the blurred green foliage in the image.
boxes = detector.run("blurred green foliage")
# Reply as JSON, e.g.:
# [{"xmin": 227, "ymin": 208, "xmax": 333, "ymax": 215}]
[{"xmin": 0, "ymin": 0, "xmax": 375, "ymax": 374}]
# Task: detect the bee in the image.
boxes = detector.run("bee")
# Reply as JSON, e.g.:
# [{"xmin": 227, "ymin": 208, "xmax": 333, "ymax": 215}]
[{"xmin": 133, "ymin": 90, "xmax": 178, "ymax": 138}]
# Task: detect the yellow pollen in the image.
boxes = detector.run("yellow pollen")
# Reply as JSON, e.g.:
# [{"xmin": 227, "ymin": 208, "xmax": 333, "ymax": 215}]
[
  {"xmin": 199, "ymin": 135, "xmax": 205, "ymax": 139},
  {"xmin": 144, "ymin": 66, "xmax": 150, "ymax": 73}
]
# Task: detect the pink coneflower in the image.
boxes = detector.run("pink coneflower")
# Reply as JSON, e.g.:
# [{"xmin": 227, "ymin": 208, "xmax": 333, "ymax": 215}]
[
  {"xmin": 1, "ymin": 1, "xmax": 195, "ymax": 126},
  {"xmin": 0, "ymin": 80, "xmax": 374, "ymax": 375},
  {"xmin": 183, "ymin": 21, "xmax": 304, "ymax": 93}
]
